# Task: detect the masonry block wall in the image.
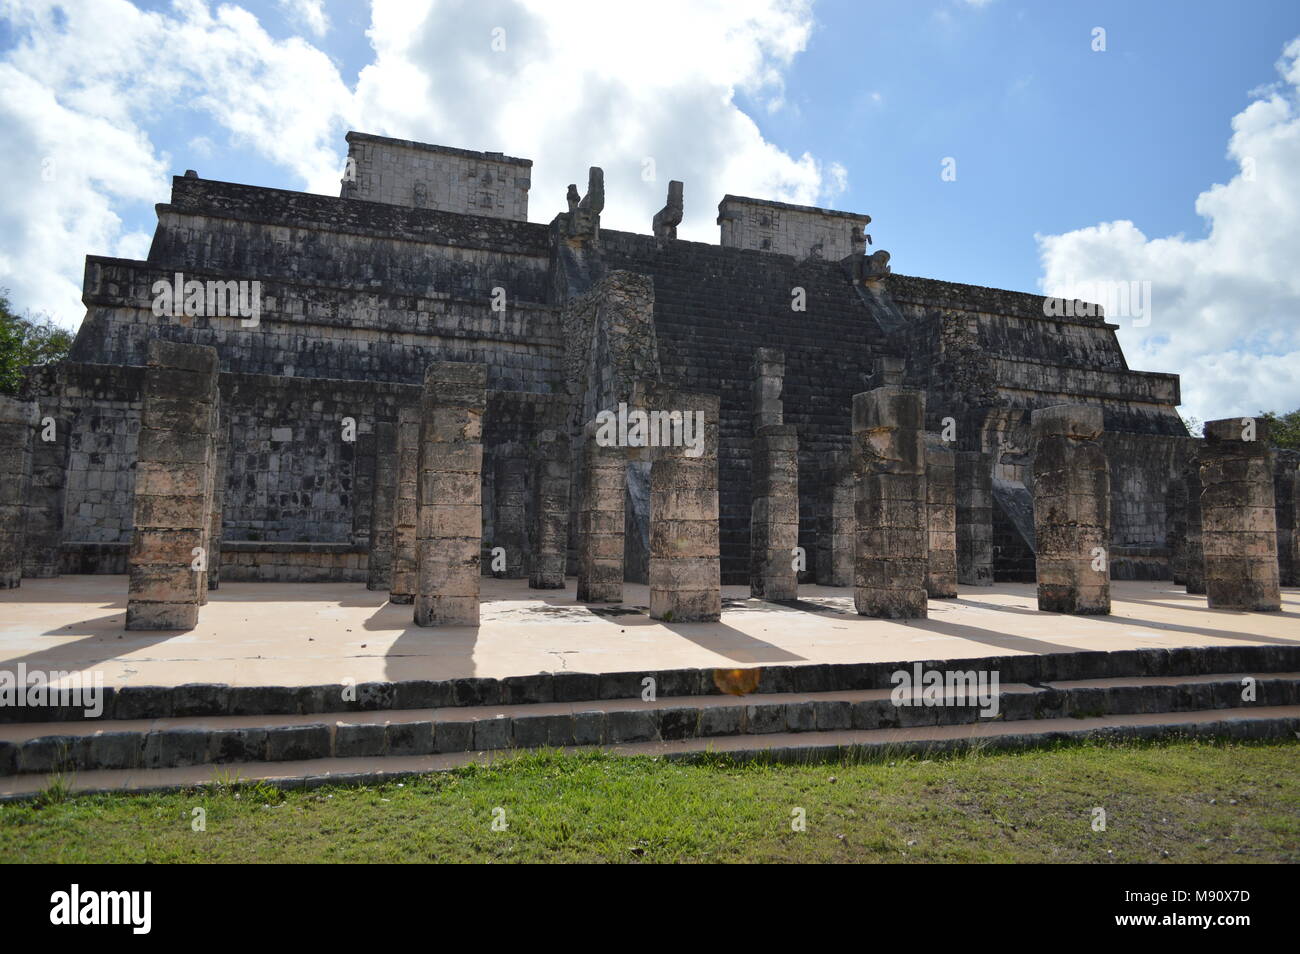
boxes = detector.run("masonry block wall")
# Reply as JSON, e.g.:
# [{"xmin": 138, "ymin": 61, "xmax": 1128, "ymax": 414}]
[
  {"xmin": 955, "ymin": 450, "xmax": 994, "ymax": 585},
  {"xmin": 529, "ymin": 406, "xmax": 570, "ymax": 589},
  {"xmin": 340, "ymin": 132, "xmax": 531, "ymax": 220},
  {"xmin": 125, "ymin": 341, "xmax": 219, "ymax": 630},
  {"xmin": 815, "ymin": 449, "xmax": 854, "ymax": 586},
  {"xmin": 717, "ymin": 196, "xmax": 869, "ymax": 260},
  {"xmin": 1199, "ymin": 418, "xmax": 1281, "ymax": 612},
  {"xmin": 1182, "ymin": 456, "xmax": 1207, "ymax": 594},
  {"xmin": 390, "ymin": 408, "xmax": 420, "ymax": 604},
  {"xmin": 0, "ymin": 396, "xmax": 38, "ymax": 588},
  {"xmin": 577, "ymin": 419, "xmax": 625, "ymax": 602},
  {"xmin": 366, "ymin": 421, "xmax": 397, "ymax": 591},
  {"xmin": 924, "ymin": 437, "xmax": 958, "ymax": 598}
]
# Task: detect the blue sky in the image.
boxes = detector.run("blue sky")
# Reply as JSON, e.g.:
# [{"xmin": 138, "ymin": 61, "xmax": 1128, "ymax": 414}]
[{"xmin": 2, "ymin": 0, "xmax": 1299, "ymax": 421}]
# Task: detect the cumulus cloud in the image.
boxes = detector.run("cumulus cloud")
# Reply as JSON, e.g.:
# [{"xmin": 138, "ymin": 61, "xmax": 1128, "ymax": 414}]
[
  {"xmin": 1038, "ymin": 37, "xmax": 1300, "ymax": 424},
  {"xmin": 0, "ymin": 0, "xmax": 848, "ymax": 328}
]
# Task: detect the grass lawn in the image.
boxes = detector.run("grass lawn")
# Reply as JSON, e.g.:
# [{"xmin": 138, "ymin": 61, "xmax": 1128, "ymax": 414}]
[{"xmin": 1, "ymin": 738, "xmax": 1296, "ymax": 863}]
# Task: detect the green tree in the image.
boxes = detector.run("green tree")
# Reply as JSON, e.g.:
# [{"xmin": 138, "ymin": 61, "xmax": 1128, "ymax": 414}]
[
  {"xmin": 1259, "ymin": 409, "xmax": 1300, "ymax": 450},
  {"xmin": 0, "ymin": 289, "xmax": 73, "ymax": 396}
]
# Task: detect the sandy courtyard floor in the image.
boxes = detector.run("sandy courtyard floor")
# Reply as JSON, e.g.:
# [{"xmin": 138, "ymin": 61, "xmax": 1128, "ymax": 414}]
[{"xmin": 1, "ymin": 576, "xmax": 1298, "ymax": 688}]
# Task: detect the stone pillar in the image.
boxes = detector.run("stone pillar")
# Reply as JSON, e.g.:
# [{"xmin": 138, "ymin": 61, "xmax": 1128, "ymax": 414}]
[
  {"xmin": 126, "ymin": 341, "xmax": 219, "ymax": 630},
  {"xmin": 816, "ymin": 449, "xmax": 854, "ymax": 587},
  {"xmin": 529, "ymin": 414, "xmax": 570, "ymax": 589},
  {"xmin": 955, "ymin": 450, "xmax": 994, "ymax": 585},
  {"xmin": 414, "ymin": 362, "xmax": 485, "ymax": 627},
  {"xmin": 1165, "ymin": 475, "xmax": 1188, "ymax": 585},
  {"xmin": 0, "ymin": 396, "xmax": 37, "ymax": 588},
  {"xmin": 1293, "ymin": 469, "xmax": 1300, "ymax": 589},
  {"xmin": 1030, "ymin": 404, "xmax": 1110, "ymax": 615},
  {"xmin": 206, "ymin": 413, "xmax": 228, "ymax": 590},
  {"xmin": 366, "ymin": 421, "xmax": 397, "ymax": 591},
  {"xmin": 853, "ymin": 387, "xmax": 928, "ymax": 619},
  {"xmin": 389, "ymin": 408, "xmax": 419, "ymax": 605},
  {"xmin": 1199, "ymin": 417, "xmax": 1280, "ymax": 611},
  {"xmin": 924, "ymin": 436, "xmax": 958, "ymax": 598},
  {"xmin": 22, "ymin": 402, "xmax": 67, "ymax": 579},
  {"xmin": 576, "ymin": 419, "xmax": 625, "ymax": 602},
  {"xmin": 1274, "ymin": 457, "xmax": 1298, "ymax": 587},
  {"xmin": 492, "ymin": 451, "xmax": 528, "ymax": 578},
  {"xmin": 750, "ymin": 349, "xmax": 797, "ymax": 600},
  {"xmin": 649, "ymin": 392, "xmax": 721, "ymax": 622},
  {"xmin": 1183, "ymin": 458, "xmax": 1206, "ymax": 594}
]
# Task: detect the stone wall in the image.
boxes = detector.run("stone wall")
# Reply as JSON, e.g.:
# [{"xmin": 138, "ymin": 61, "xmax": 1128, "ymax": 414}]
[
  {"xmin": 340, "ymin": 132, "xmax": 531, "ymax": 220},
  {"xmin": 717, "ymin": 195, "xmax": 869, "ymax": 260}
]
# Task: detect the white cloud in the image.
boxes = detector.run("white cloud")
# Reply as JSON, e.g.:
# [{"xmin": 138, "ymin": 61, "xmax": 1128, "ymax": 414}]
[
  {"xmin": 278, "ymin": 0, "xmax": 329, "ymax": 37},
  {"xmin": 1037, "ymin": 37, "xmax": 1300, "ymax": 423},
  {"xmin": 0, "ymin": 0, "xmax": 849, "ymax": 328}
]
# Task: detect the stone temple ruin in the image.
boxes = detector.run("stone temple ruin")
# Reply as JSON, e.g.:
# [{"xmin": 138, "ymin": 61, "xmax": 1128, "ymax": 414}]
[{"xmin": 0, "ymin": 131, "xmax": 1297, "ymax": 791}]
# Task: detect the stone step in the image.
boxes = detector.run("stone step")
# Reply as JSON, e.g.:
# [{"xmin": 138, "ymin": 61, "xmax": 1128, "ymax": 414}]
[
  {"xmin": 3, "ymin": 704, "xmax": 1296, "ymax": 799},
  {"xmin": 3, "ymin": 673, "xmax": 1296, "ymax": 777}
]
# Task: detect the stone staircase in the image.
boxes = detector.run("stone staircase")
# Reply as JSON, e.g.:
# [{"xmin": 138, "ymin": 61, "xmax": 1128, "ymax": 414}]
[
  {"xmin": 4, "ymin": 644, "xmax": 1297, "ymax": 798},
  {"xmin": 602, "ymin": 233, "xmax": 895, "ymax": 583}
]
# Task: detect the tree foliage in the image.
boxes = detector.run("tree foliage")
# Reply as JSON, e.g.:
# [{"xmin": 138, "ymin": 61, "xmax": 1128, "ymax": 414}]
[
  {"xmin": 0, "ymin": 290, "xmax": 73, "ymax": 396},
  {"xmin": 1259, "ymin": 409, "xmax": 1300, "ymax": 451}
]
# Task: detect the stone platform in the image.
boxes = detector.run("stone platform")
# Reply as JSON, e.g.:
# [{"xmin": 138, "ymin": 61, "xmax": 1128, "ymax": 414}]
[{"xmin": 3, "ymin": 577, "xmax": 1299, "ymax": 690}]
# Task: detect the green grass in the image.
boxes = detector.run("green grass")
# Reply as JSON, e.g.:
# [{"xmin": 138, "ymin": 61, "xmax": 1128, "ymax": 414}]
[{"xmin": 1, "ymin": 738, "xmax": 1296, "ymax": 863}]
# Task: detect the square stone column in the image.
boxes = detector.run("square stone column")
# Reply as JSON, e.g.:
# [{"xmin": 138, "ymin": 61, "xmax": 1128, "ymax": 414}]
[
  {"xmin": 1274, "ymin": 457, "xmax": 1298, "ymax": 587},
  {"xmin": 1182, "ymin": 458, "xmax": 1206, "ymax": 594},
  {"xmin": 492, "ymin": 451, "xmax": 528, "ymax": 578},
  {"xmin": 924, "ymin": 436, "xmax": 958, "ymax": 598},
  {"xmin": 389, "ymin": 408, "xmax": 420, "ymax": 604},
  {"xmin": 1293, "ymin": 468, "xmax": 1300, "ymax": 589},
  {"xmin": 577, "ymin": 419, "xmax": 625, "ymax": 602},
  {"xmin": 126, "ymin": 341, "xmax": 220, "ymax": 630},
  {"xmin": 1030, "ymin": 404, "xmax": 1110, "ymax": 615},
  {"xmin": 650, "ymin": 392, "xmax": 721, "ymax": 622},
  {"xmin": 750, "ymin": 424, "xmax": 799, "ymax": 600},
  {"xmin": 816, "ymin": 449, "xmax": 854, "ymax": 586},
  {"xmin": 414, "ymin": 362, "xmax": 485, "ymax": 627},
  {"xmin": 752, "ymin": 348, "xmax": 784, "ymax": 430},
  {"xmin": 853, "ymin": 387, "xmax": 928, "ymax": 619},
  {"xmin": 1199, "ymin": 417, "xmax": 1281, "ymax": 611},
  {"xmin": 529, "ymin": 415, "xmax": 570, "ymax": 589},
  {"xmin": 206, "ymin": 412, "xmax": 228, "ymax": 591},
  {"xmin": 1165, "ymin": 474, "xmax": 1188, "ymax": 585},
  {"xmin": 22, "ymin": 402, "xmax": 67, "ymax": 579},
  {"xmin": 955, "ymin": 450, "xmax": 993, "ymax": 585},
  {"xmin": 366, "ymin": 421, "xmax": 397, "ymax": 591},
  {"xmin": 0, "ymin": 396, "xmax": 38, "ymax": 589}
]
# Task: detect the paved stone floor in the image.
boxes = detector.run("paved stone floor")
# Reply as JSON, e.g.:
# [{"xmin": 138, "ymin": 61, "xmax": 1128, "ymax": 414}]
[{"xmin": 2, "ymin": 577, "xmax": 1298, "ymax": 688}]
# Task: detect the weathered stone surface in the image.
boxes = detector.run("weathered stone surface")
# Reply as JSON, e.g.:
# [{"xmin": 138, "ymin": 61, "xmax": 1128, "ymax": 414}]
[
  {"xmin": 1199, "ymin": 417, "xmax": 1281, "ymax": 611},
  {"xmin": 649, "ymin": 391, "xmax": 721, "ymax": 622},
  {"xmin": 0, "ymin": 396, "xmax": 37, "ymax": 588},
  {"xmin": 414, "ymin": 362, "xmax": 486, "ymax": 626},
  {"xmin": 1182, "ymin": 457, "xmax": 1207, "ymax": 594},
  {"xmin": 955, "ymin": 451, "xmax": 994, "ymax": 586},
  {"xmin": 390, "ymin": 408, "xmax": 420, "ymax": 604},
  {"xmin": 750, "ymin": 382, "xmax": 798, "ymax": 600},
  {"xmin": 1031, "ymin": 404, "xmax": 1110, "ymax": 615},
  {"xmin": 366, "ymin": 421, "xmax": 397, "ymax": 591},
  {"xmin": 815, "ymin": 449, "xmax": 854, "ymax": 587},
  {"xmin": 924, "ymin": 436, "xmax": 958, "ymax": 598},
  {"xmin": 530, "ymin": 408, "xmax": 571, "ymax": 588},
  {"xmin": 126, "ymin": 341, "xmax": 219, "ymax": 630},
  {"xmin": 853, "ymin": 387, "xmax": 927, "ymax": 618},
  {"xmin": 577, "ymin": 418, "xmax": 625, "ymax": 602}
]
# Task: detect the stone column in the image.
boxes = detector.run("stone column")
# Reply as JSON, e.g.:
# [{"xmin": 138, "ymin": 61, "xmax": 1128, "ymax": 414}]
[
  {"xmin": 816, "ymin": 449, "xmax": 854, "ymax": 587},
  {"xmin": 1274, "ymin": 457, "xmax": 1298, "ymax": 587},
  {"xmin": 126, "ymin": 341, "xmax": 219, "ymax": 630},
  {"xmin": 1165, "ymin": 475, "xmax": 1188, "ymax": 585},
  {"xmin": 414, "ymin": 362, "xmax": 485, "ymax": 627},
  {"xmin": 22, "ymin": 402, "xmax": 67, "ymax": 579},
  {"xmin": 1183, "ymin": 458, "xmax": 1206, "ymax": 594},
  {"xmin": 1293, "ymin": 469, "xmax": 1300, "ymax": 589},
  {"xmin": 853, "ymin": 387, "xmax": 928, "ymax": 619},
  {"xmin": 0, "ymin": 396, "xmax": 37, "ymax": 588},
  {"xmin": 1030, "ymin": 404, "xmax": 1110, "ymax": 615},
  {"xmin": 750, "ymin": 348, "xmax": 797, "ymax": 600},
  {"xmin": 206, "ymin": 413, "xmax": 228, "ymax": 590},
  {"xmin": 649, "ymin": 392, "xmax": 721, "ymax": 622},
  {"xmin": 955, "ymin": 450, "xmax": 994, "ymax": 585},
  {"xmin": 576, "ymin": 419, "xmax": 625, "ymax": 602},
  {"xmin": 389, "ymin": 408, "xmax": 420, "ymax": 605},
  {"xmin": 492, "ymin": 451, "xmax": 528, "ymax": 578},
  {"xmin": 924, "ymin": 436, "xmax": 958, "ymax": 598},
  {"xmin": 529, "ymin": 415, "xmax": 570, "ymax": 589},
  {"xmin": 1199, "ymin": 417, "xmax": 1280, "ymax": 611},
  {"xmin": 366, "ymin": 421, "xmax": 397, "ymax": 591}
]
